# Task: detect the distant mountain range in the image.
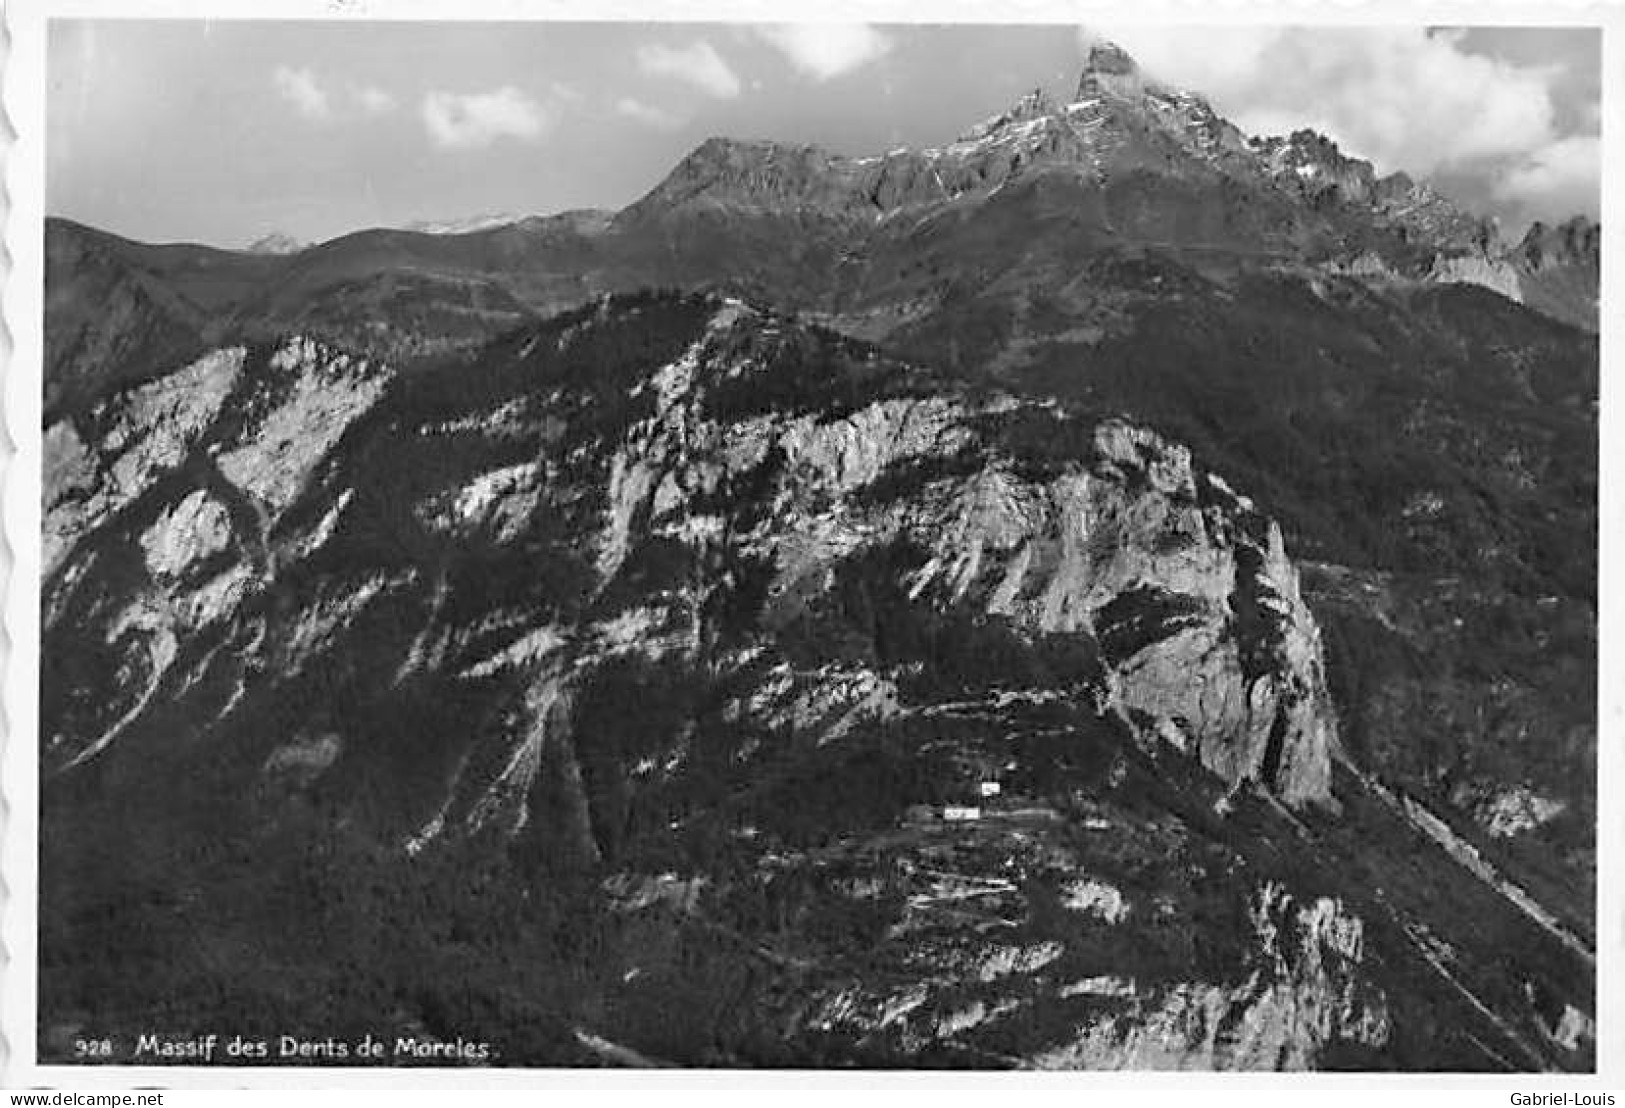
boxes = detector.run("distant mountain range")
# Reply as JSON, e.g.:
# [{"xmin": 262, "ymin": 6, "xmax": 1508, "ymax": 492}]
[
  {"xmin": 48, "ymin": 43, "xmax": 1597, "ymax": 420},
  {"xmin": 39, "ymin": 42, "xmax": 1597, "ymax": 1071}
]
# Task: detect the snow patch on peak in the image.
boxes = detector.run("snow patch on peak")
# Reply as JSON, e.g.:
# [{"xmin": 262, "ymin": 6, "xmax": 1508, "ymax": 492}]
[
  {"xmin": 245, "ymin": 232, "xmax": 304, "ymax": 255},
  {"xmin": 402, "ymin": 212, "xmax": 529, "ymax": 235},
  {"xmin": 957, "ymin": 87, "xmax": 1060, "ymax": 144}
]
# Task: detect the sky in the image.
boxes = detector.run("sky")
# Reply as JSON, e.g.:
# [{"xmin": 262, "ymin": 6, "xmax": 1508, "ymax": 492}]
[{"xmin": 46, "ymin": 21, "xmax": 1601, "ymax": 248}]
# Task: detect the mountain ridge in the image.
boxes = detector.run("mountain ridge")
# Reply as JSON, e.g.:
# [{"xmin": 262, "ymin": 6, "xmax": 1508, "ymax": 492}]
[
  {"xmin": 42, "ymin": 43, "xmax": 1598, "ymax": 426},
  {"xmin": 48, "ymin": 43, "xmax": 1596, "ymax": 314},
  {"xmin": 39, "ymin": 292, "xmax": 1593, "ymax": 1068}
]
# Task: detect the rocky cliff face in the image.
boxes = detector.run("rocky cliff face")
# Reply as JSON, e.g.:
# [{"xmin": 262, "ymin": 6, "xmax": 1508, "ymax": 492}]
[
  {"xmin": 39, "ymin": 293, "xmax": 1591, "ymax": 1070},
  {"xmin": 1518, "ymin": 216, "xmax": 1599, "ymax": 272},
  {"xmin": 1250, "ymin": 130, "xmax": 1540, "ymax": 310},
  {"xmin": 42, "ymin": 297, "xmax": 1336, "ymax": 810},
  {"xmin": 42, "ymin": 337, "xmax": 392, "ymax": 770},
  {"xmin": 1510, "ymin": 216, "xmax": 1600, "ymax": 332}
]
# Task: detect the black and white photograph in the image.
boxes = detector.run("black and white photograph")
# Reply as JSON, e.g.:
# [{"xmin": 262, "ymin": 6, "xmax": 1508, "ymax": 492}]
[{"xmin": 3, "ymin": 1, "xmax": 1614, "ymax": 1082}]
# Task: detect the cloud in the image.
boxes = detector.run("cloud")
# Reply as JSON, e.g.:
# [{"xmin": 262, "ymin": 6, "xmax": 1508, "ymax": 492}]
[
  {"xmin": 615, "ymin": 97, "xmax": 684, "ymax": 131},
  {"xmin": 274, "ymin": 67, "xmax": 400, "ymax": 122},
  {"xmin": 1495, "ymin": 134, "xmax": 1601, "ymax": 221},
  {"xmin": 422, "ymin": 86, "xmax": 548, "ymax": 149},
  {"xmin": 356, "ymin": 86, "xmax": 397, "ymax": 115},
  {"xmin": 1081, "ymin": 26, "xmax": 1562, "ymax": 177},
  {"xmin": 273, "ymin": 66, "xmax": 331, "ymax": 120},
  {"xmin": 635, "ymin": 40, "xmax": 741, "ymax": 98},
  {"xmin": 753, "ymin": 24, "xmax": 893, "ymax": 81}
]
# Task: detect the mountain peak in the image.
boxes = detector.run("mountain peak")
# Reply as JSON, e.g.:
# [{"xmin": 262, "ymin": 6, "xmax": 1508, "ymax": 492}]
[
  {"xmin": 1085, "ymin": 40, "xmax": 1139, "ymax": 77},
  {"xmin": 245, "ymin": 231, "xmax": 304, "ymax": 255},
  {"xmin": 1518, "ymin": 214, "xmax": 1599, "ymax": 270},
  {"xmin": 1077, "ymin": 41, "xmax": 1143, "ymax": 100},
  {"xmin": 956, "ymin": 86, "xmax": 1059, "ymax": 142},
  {"xmin": 617, "ymin": 136, "xmax": 856, "ymax": 224},
  {"xmin": 1252, "ymin": 129, "xmax": 1378, "ymax": 199},
  {"xmin": 1011, "ymin": 86, "xmax": 1057, "ymax": 116}
]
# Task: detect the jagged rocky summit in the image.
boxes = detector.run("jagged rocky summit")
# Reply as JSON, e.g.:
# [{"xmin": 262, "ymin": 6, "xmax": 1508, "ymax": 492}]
[
  {"xmin": 40, "ymin": 293, "xmax": 1592, "ymax": 1069},
  {"xmin": 619, "ymin": 40, "xmax": 1560, "ymax": 287}
]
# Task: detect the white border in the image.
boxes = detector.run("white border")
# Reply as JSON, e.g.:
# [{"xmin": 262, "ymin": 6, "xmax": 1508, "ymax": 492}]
[{"xmin": 2, "ymin": 0, "xmax": 1620, "ymax": 1092}]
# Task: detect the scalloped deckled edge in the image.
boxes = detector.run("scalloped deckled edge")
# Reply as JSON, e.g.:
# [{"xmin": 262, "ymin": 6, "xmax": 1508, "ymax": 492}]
[
  {"xmin": 1, "ymin": 0, "xmax": 42, "ymax": 1091},
  {"xmin": 1, "ymin": 0, "xmax": 1622, "ymax": 1091},
  {"xmin": 0, "ymin": 4, "xmax": 13, "ymax": 1090}
]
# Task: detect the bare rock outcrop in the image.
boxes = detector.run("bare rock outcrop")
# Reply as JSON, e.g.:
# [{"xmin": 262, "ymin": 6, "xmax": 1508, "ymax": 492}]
[
  {"xmin": 493, "ymin": 302, "xmax": 1342, "ymax": 807},
  {"xmin": 40, "ymin": 336, "xmax": 393, "ymax": 772}
]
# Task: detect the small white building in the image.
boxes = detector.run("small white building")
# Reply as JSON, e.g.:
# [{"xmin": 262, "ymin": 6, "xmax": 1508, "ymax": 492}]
[{"xmin": 978, "ymin": 781, "xmax": 1002, "ymax": 798}]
